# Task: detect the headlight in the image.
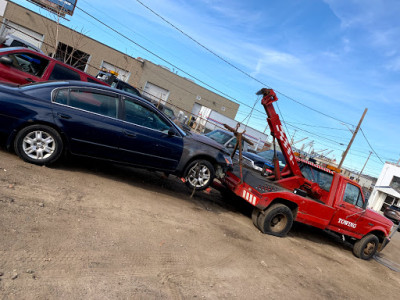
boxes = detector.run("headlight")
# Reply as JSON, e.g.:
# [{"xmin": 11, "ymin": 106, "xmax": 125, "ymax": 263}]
[
  {"xmin": 224, "ymin": 155, "xmax": 233, "ymax": 166},
  {"xmin": 252, "ymin": 164, "xmax": 263, "ymax": 172}
]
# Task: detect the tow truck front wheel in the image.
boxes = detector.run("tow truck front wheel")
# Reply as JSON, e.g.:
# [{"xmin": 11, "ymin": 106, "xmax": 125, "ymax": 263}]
[
  {"xmin": 258, "ymin": 204, "xmax": 293, "ymax": 237},
  {"xmin": 353, "ymin": 234, "xmax": 379, "ymax": 260}
]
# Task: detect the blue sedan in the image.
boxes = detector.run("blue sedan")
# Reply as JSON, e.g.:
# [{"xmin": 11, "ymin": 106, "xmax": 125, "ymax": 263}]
[{"xmin": 0, "ymin": 81, "xmax": 232, "ymax": 190}]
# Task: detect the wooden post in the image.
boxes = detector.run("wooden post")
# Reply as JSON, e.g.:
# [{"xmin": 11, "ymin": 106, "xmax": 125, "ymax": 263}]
[{"xmin": 338, "ymin": 108, "xmax": 368, "ymax": 170}]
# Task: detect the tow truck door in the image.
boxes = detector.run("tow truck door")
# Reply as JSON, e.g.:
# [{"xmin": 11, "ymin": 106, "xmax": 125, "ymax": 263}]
[{"xmin": 330, "ymin": 181, "xmax": 370, "ymax": 235}]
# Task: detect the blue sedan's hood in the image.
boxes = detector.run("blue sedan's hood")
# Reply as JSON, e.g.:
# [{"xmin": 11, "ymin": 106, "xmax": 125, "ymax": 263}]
[{"xmin": 188, "ymin": 133, "xmax": 226, "ymax": 151}]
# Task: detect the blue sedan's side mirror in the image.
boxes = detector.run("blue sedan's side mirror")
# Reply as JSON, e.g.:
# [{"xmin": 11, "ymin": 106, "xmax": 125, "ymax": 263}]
[{"xmin": 168, "ymin": 127, "xmax": 177, "ymax": 137}]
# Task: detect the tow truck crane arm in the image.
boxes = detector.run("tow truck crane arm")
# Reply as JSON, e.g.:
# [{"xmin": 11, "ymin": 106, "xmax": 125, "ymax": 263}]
[
  {"xmin": 256, "ymin": 88, "xmax": 324, "ymax": 199},
  {"xmin": 257, "ymin": 88, "xmax": 302, "ymax": 178}
]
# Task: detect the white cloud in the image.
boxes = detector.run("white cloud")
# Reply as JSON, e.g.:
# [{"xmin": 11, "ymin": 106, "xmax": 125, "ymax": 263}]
[{"xmin": 385, "ymin": 57, "xmax": 400, "ymax": 72}]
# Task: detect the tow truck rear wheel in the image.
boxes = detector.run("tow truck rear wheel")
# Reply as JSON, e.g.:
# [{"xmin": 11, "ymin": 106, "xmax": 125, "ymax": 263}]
[
  {"xmin": 258, "ymin": 203, "xmax": 293, "ymax": 237},
  {"xmin": 252, "ymin": 208, "xmax": 261, "ymax": 227},
  {"xmin": 353, "ymin": 234, "xmax": 379, "ymax": 260}
]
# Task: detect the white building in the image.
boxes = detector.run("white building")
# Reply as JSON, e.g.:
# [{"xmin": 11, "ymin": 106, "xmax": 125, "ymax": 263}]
[{"xmin": 368, "ymin": 162, "xmax": 400, "ymax": 212}]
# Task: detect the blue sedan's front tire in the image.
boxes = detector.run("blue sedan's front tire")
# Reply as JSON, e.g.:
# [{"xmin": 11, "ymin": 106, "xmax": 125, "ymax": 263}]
[
  {"xmin": 14, "ymin": 125, "xmax": 63, "ymax": 165},
  {"xmin": 184, "ymin": 159, "xmax": 215, "ymax": 191}
]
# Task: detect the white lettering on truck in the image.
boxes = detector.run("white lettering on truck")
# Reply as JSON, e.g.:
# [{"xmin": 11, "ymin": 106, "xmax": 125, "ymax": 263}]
[{"xmin": 338, "ymin": 218, "xmax": 357, "ymax": 229}]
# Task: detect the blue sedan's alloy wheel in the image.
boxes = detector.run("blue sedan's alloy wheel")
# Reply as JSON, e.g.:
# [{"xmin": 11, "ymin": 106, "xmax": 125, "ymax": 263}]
[
  {"xmin": 14, "ymin": 125, "xmax": 64, "ymax": 165},
  {"xmin": 184, "ymin": 159, "xmax": 215, "ymax": 191}
]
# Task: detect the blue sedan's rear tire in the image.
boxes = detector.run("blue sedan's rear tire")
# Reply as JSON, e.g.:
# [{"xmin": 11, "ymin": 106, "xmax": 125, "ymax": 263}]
[
  {"xmin": 14, "ymin": 125, "xmax": 63, "ymax": 165},
  {"xmin": 184, "ymin": 159, "xmax": 215, "ymax": 191}
]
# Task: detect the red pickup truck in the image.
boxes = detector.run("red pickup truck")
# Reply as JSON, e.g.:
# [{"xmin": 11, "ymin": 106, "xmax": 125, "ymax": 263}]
[
  {"xmin": 221, "ymin": 88, "xmax": 395, "ymax": 260},
  {"xmin": 0, "ymin": 47, "xmax": 106, "ymax": 85}
]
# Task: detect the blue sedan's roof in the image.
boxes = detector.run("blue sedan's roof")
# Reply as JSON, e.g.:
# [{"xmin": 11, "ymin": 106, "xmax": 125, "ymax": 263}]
[{"xmin": 17, "ymin": 80, "xmax": 145, "ymax": 100}]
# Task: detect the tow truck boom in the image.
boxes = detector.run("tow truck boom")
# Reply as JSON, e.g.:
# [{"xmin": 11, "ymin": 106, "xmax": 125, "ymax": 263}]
[
  {"xmin": 257, "ymin": 88, "xmax": 302, "ymax": 178},
  {"xmin": 256, "ymin": 88, "xmax": 325, "ymax": 199}
]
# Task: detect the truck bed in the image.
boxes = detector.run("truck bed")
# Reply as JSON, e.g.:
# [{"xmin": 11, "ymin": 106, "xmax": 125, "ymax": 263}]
[
  {"xmin": 227, "ymin": 164, "xmax": 335, "ymax": 229},
  {"xmin": 229, "ymin": 164, "xmax": 284, "ymax": 194}
]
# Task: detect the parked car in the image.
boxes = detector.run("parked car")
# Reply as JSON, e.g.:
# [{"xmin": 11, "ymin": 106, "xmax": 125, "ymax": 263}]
[
  {"xmin": 205, "ymin": 129, "xmax": 250, "ymax": 153},
  {"xmin": 96, "ymin": 69, "xmax": 142, "ymax": 97},
  {"xmin": 242, "ymin": 149, "xmax": 286, "ymax": 172},
  {"xmin": 0, "ymin": 81, "xmax": 232, "ymax": 190},
  {"xmin": 384, "ymin": 205, "xmax": 400, "ymax": 231},
  {"xmin": 0, "ymin": 34, "xmax": 44, "ymax": 53},
  {"xmin": 152, "ymin": 102, "xmax": 176, "ymax": 120},
  {"xmin": 96, "ymin": 70, "xmax": 179, "ymax": 123},
  {"xmin": 0, "ymin": 47, "xmax": 107, "ymax": 85}
]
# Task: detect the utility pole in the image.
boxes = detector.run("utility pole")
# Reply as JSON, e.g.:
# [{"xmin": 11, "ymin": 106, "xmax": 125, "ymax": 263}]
[
  {"xmin": 338, "ymin": 108, "xmax": 368, "ymax": 169},
  {"xmin": 357, "ymin": 151, "xmax": 372, "ymax": 180}
]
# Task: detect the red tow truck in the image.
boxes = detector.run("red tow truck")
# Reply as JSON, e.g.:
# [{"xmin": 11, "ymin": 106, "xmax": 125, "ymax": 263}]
[{"xmin": 222, "ymin": 88, "xmax": 395, "ymax": 260}]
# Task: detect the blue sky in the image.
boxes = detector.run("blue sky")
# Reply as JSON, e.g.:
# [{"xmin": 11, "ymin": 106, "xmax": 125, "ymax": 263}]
[{"xmin": 13, "ymin": 0, "xmax": 400, "ymax": 177}]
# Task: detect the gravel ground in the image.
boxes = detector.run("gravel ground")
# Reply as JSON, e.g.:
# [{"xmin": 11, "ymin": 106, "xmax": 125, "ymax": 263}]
[{"xmin": 1, "ymin": 148, "xmax": 399, "ymax": 299}]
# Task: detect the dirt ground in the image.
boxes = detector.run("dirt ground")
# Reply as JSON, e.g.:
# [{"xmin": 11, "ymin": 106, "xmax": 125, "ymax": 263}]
[{"xmin": 1, "ymin": 148, "xmax": 400, "ymax": 299}]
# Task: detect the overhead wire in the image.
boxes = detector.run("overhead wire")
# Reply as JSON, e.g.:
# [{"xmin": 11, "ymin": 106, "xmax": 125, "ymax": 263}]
[
  {"xmin": 75, "ymin": 5, "xmax": 263, "ymax": 114},
  {"xmin": 134, "ymin": 0, "xmax": 354, "ymax": 127},
  {"xmin": 360, "ymin": 128, "xmax": 384, "ymax": 164},
  {"xmin": 74, "ymin": 5, "xmax": 362, "ymax": 133},
  {"xmin": 240, "ymin": 95, "xmax": 261, "ymax": 127}
]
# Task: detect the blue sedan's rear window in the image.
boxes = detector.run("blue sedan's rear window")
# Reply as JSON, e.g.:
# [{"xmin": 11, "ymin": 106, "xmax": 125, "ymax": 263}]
[{"xmin": 53, "ymin": 88, "xmax": 119, "ymax": 118}]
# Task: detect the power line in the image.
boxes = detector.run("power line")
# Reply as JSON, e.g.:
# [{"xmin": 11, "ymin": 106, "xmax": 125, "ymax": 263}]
[
  {"xmin": 360, "ymin": 128, "xmax": 384, "ymax": 164},
  {"xmin": 285, "ymin": 121, "xmax": 348, "ymax": 131},
  {"xmin": 76, "ymin": 6, "xmax": 377, "ymax": 160},
  {"xmin": 75, "ymin": 5, "xmax": 261, "ymax": 113},
  {"xmin": 285, "ymin": 123, "xmax": 346, "ymax": 146},
  {"xmin": 134, "ymin": 0, "xmax": 354, "ymax": 126}
]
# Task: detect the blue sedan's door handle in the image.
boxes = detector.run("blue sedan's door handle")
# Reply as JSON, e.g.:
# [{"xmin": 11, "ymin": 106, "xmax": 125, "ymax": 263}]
[
  {"xmin": 124, "ymin": 130, "xmax": 137, "ymax": 138},
  {"xmin": 57, "ymin": 113, "xmax": 71, "ymax": 119}
]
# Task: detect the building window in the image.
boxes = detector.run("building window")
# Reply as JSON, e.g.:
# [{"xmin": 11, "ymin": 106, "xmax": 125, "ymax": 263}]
[
  {"xmin": 390, "ymin": 176, "xmax": 400, "ymax": 194},
  {"xmin": 381, "ymin": 195, "xmax": 395, "ymax": 212},
  {"xmin": 54, "ymin": 42, "xmax": 89, "ymax": 71}
]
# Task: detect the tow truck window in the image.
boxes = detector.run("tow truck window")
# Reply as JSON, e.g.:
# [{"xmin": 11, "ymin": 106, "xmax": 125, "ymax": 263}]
[
  {"xmin": 343, "ymin": 183, "xmax": 364, "ymax": 208},
  {"xmin": 300, "ymin": 164, "xmax": 333, "ymax": 192}
]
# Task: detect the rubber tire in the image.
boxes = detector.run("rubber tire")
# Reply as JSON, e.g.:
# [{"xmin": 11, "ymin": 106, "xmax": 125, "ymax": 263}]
[
  {"xmin": 353, "ymin": 234, "xmax": 379, "ymax": 260},
  {"xmin": 258, "ymin": 204, "xmax": 293, "ymax": 237},
  {"xmin": 183, "ymin": 159, "xmax": 215, "ymax": 191},
  {"xmin": 252, "ymin": 208, "xmax": 261, "ymax": 228},
  {"xmin": 14, "ymin": 125, "xmax": 63, "ymax": 165}
]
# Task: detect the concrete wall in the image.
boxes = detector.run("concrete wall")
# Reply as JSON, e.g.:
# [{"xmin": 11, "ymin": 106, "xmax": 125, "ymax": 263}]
[{"xmin": 137, "ymin": 59, "xmax": 239, "ymax": 119}]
